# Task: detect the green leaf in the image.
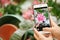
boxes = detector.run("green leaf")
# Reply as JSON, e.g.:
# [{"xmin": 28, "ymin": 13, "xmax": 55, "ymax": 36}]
[
  {"xmin": 13, "ymin": 0, "xmax": 26, "ymax": 5},
  {"xmin": 4, "ymin": 4, "xmax": 22, "ymax": 15}
]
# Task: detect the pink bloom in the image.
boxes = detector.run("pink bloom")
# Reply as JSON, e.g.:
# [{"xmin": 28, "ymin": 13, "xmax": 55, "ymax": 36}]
[
  {"xmin": 0, "ymin": 12, "xmax": 3, "ymax": 17},
  {"xmin": 37, "ymin": 14, "xmax": 45, "ymax": 22},
  {"xmin": 33, "ymin": 0, "xmax": 40, "ymax": 5},
  {"xmin": 1, "ymin": 0, "xmax": 10, "ymax": 6},
  {"xmin": 22, "ymin": 13, "xmax": 29, "ymax": 19},
  {"xmin": 22, "ymin": 8, "xmax": 33, "ymax": 20}
]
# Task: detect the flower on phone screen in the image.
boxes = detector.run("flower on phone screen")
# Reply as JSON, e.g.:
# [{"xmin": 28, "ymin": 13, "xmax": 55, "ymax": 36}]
[{"xmin": 37, "ymin": 14, "xmax": 46, "ymax": 22}]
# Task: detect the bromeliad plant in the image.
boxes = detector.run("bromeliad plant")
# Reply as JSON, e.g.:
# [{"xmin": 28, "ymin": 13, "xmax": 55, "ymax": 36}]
[{"xmin": 21, "ymin": 30, "xmax": 35, "ymax": 40}]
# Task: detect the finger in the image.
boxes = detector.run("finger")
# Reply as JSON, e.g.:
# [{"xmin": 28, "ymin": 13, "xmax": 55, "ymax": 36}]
[
  {"xmin": 48, "ymin": 32, "xmax": 52, "ymax": 37},
  {"xmin": 34, "ymin": 28, "xmax": 44, "ymax": 38},
  {"xmin": 49, "ymin": 35, "xmax": 52, "ymax": 38},
  {"xmin": 47, "ymin": 36, "xmax": 53, "ymax": 40},
  {"xmin": 34, "ymin": 33, "xmax": 39, "ymax": 40},
  {"xmin": 43, "ymin": 28, "xmax": 52, "ymax": 32},
  {"xmin": 48, "ymin": 34, "xmax": 53, "ymax": 40},
  {"xmin": 34, "ymin": 28, "xmax": 40, "ymax": 37},
  {"xmin": 50, "ymin": 16, "xmax": 58, "ymax": 27}
]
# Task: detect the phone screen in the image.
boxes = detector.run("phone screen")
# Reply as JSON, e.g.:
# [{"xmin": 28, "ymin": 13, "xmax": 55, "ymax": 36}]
[{"xmin": 34, "ymin": 4, "xmax": 50, "ymax": 31}]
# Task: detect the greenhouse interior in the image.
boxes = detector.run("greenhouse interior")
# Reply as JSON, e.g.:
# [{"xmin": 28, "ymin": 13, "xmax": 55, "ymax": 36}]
[{"xmin": 0, "ymin": 0, "xmax": 60, "ymax": 40}]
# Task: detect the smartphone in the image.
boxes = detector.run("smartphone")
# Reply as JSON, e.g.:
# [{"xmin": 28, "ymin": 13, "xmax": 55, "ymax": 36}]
[{"xmin": 34, "ymin": 4, "xmax": 50, "ymax": 31}]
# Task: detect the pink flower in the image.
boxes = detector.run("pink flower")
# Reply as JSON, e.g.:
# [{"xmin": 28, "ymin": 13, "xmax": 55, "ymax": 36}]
[
  {"xmin": 37, "ymin": 14, "xmax": 45, "ymax": 22},
  {"xmin": 22, "ymin": 13, "xmax": 28, "ymax": 19},
  {"xmin": 1, "ymin": 0, "xmax": 10, "ymax": 6},
  {"xmin": 33, "ymin": 0, "xmax": 40, "ymax": 5},
  {"xmin": 0, "ymin": 12, "xmax": 3, "ymax": 17},
  {"xmin": 22, "ymin": 9, "xmax": 33, "ymax": 20}
]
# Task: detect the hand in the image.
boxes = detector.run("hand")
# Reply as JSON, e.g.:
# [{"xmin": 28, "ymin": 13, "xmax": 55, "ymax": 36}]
[
  {"xmin": 34, "ymin": 28, "xmax": 53, "ymax": 40},
  {"xmin": 43, "ymin": 17, "xmax": 60, "ymax": 40}
]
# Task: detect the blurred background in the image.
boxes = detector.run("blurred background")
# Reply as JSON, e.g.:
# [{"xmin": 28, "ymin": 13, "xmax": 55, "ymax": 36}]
[
  {"xmin": 0, "ymin": 0, "xmax": 60, "ymax": 25},
  {"xmin": 0, "ymin": 0, "xmax": 60, "ymax": 40}
]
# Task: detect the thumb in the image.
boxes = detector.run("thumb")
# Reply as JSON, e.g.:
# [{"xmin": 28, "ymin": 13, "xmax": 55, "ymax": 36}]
[
  {"xmin": 34, "ymin": 28, "xmax": 44, "ymax": 38},
  {"xmin": 50, "ymin": 16, "xmax": 58, "ymax": 27}
]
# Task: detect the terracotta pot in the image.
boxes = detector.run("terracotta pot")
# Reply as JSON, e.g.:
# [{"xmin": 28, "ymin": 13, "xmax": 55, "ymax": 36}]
[{"xmin": 0, "ymin": 24, "xmax": 18, "ymax": 40}]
